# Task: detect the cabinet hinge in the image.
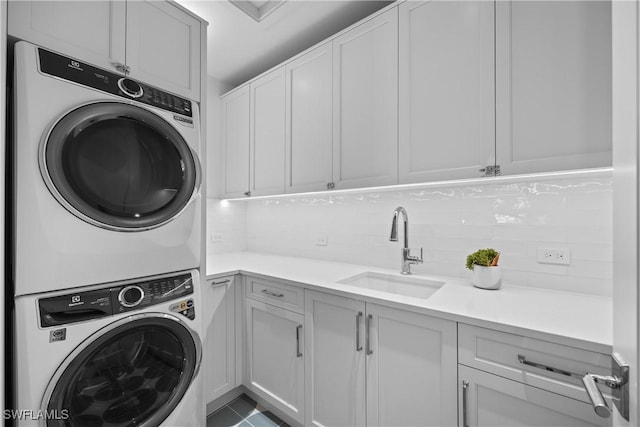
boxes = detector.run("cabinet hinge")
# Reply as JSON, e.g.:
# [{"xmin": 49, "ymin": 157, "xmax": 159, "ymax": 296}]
[{"xmin": 479, "ymin": 165, "xmax": 501, "ymax": 177}]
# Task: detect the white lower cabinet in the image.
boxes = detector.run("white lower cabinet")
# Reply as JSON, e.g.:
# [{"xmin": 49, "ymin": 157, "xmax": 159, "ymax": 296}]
[
  {"xmin": 459, "ymin": 365, "xmax": 609, "ymax": 427},
  {"xmin": 304, "ymin": 290, "xmax": 457, "ymax": 427},
  {"xmin": 204, "ymin": 276, "xmax": 237, "ymax": 405},
  {"xmin": 245, "ymin": 298, "xmax": 305, "ymax": 423}
]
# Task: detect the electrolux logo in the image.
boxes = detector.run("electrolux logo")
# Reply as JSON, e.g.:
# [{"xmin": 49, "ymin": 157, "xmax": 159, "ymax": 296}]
[
  {"xmin": 69, "ymin": 294, "xmax": 83, "ymax": 307},
  {"xmin": 3, "ymin": 409, "xmax": 69, "ymax": 421},
  {"xmin": 68, "ymin": 60, "xmax": 83, "ymax": 71}
]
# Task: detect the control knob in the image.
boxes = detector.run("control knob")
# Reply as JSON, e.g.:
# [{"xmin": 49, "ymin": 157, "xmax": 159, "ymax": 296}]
[
  {"xmin": 117, "ymin": 78, "xmax": 144, "ymax": 98},
  {"xmin": 118, "ymin": 285, "xmax": 145, "ymax": 308}
]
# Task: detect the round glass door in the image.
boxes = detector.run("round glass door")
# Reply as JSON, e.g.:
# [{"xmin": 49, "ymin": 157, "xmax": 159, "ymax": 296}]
[
  {"xmin": 45, "ymin": 316, "xmax": 200, "ymax": 427},
  {"xmin": 41, "ymin": 102, "xmax": 200, "ymax": 231}
]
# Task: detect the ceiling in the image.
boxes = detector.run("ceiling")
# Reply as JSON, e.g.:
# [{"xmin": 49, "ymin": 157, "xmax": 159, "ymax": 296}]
[{"xmin": 176, "ymin": 0, "xmax": 393, "ymax": 88}]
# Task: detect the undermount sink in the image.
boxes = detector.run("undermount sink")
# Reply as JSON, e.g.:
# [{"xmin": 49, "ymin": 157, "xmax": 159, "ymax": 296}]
[{"xmin": 337, "ymin": 272, "xmax": 444, "ymax": 300}]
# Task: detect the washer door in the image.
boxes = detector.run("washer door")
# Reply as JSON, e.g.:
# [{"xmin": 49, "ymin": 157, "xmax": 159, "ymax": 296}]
[
  {"xmin": 41, "ymin": 102, "xmax": 200, "ymax": 231},
  {"xmin": 44, "ymin": 315, "xmax": 201, "ymax": 427}
]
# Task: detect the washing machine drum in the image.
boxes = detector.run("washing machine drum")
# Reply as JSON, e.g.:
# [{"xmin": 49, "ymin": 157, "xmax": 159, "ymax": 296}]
[
  {"xmin": 44, "ymin": 316, "xmax": 200, "ymax": 427},
  {"xmin": 41, "ymin": 102, "xmax": 199, "ymax": 231}
]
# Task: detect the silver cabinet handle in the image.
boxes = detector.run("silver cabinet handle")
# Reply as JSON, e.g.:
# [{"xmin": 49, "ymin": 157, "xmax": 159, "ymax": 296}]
[
  {"xmin": 296, "ymin": 325, "xmax": 303, "ymax": 357},
  {"xmin": 211, "ymin": 278, "xmax": 231, "ymax": 286},
  {"xmin": 582, "ymin": 374, "xmax": 611, "ymax": 418},
  {"xmin": 462, "ymin": 380, "xmax": 469, "ymax": 427},
  {"xmin": 111, "ymin": 62, "xmax": 130, "ymax": 74},
  {"xmin": 356, "ymin": 312, "xmax": 363, "ymax": 351},
  {"xmin": 366, "ymin": 314, "xmax": 373, "ymax": 355},
  {"xmin": 517, "ymin": 354, "xmax": 581, "ymax": 378},
  {"xmin": 261, "ymin": 289, "xmax": 284, "ymax": 298}
]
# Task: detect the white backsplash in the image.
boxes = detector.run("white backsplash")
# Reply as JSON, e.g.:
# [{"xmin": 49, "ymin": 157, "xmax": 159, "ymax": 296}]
[
  {"xmin": 208, "ymin": 175, "xmax": 613, "ymax": 296},
  {"xmin": 206, "ymin": 199, "xmax": 247, "ymax": 254}
]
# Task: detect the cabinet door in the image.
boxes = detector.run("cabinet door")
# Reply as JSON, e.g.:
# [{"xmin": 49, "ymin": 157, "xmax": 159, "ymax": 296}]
[
  {"xmin": 458, "ymin": 366, "xmax": 610, "ymax": 427},
  {"xmin": 245, "ymin": 299, "xmax": 304, "ymax": 423},
  {"xmin": 222, "ymin": 86, "xmax": 251, "ymax": 198},
  {"xmin": 332, "ymin": 8, "xmax": 398, "ymax": 189},
  {"xmin": 126, "ymin": 0, "xmax": 201, "ymax": 100},
  {"xmin": 8, "ymin": 0, "xmax": 126, "ymax": 72},
  {"xmin": 495, "ymin": 1, "xmax": 612, "ymax": 175},
  {"xmin": 250, "ymin": 68, "xmax": 286, "ymax": 196},
  {"xmin": 304, "ymin": 290, "xmax": 366, "ymax": 427},
  {"xmin": 366, "ymin": 304, "xmax": 457, "ymax": 427},
  {"xmin": 285, "ymin": 43, "xmax": 333, "ymax": 193},
  {"xmin": 398, "ymin": 1, "xmax": 495, "ymax": 183},
  {"xmin": 203, "ymin": 277, "xmax": 236, "ymax": 405}
]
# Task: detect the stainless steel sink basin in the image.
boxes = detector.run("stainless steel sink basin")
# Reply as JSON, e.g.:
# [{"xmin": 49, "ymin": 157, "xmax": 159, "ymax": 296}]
[{"xmin": 337, "ymin": 272, "xmax": 444, "ymax": 300}]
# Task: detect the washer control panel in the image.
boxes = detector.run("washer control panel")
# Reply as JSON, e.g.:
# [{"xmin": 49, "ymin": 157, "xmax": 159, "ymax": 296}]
[
  {"xmin": 37, "ymin": 48, "xmax": 193, "ymax": 117},
  {"xmin": 111, "ymin": 273, "xmax": 193, "ymax": 314},
  {"xmin": 38, "ymin": 272, "xmax": 195, "ymax": 327}
]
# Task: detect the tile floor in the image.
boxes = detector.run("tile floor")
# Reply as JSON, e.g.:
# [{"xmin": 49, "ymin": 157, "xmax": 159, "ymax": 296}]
[{"xmin": 206, "ymin": 394, "xmax": 290, "ymax": 427}]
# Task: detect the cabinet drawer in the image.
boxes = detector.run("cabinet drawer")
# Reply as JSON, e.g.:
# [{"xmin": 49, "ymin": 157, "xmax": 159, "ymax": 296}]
[
  {"xmin": 458, "ymin": 324, "xmax": 611, "ymax": 404},
  {"xmin": 245, "ymin": 276, "xmax": 304, "ymax": 314}
]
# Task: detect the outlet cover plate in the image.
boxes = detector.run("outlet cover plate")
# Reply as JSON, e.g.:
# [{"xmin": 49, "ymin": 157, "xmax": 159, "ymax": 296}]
[{"xmin": 537, "ymin": 248, "xmax": 570, "ymax": 265}]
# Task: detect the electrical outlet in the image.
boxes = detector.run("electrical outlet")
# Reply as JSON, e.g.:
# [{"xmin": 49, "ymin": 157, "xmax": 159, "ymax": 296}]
[
  {"xmin": 314, "ymin": 233, "xmax": 328, "ymax": 246},
  {"xmin": 211, "ymin": 233, "xmax": 223, "ymax": 243},
  {"xmin": 537, "ymin": 248, "xmax": 570, "ymax": 265}
]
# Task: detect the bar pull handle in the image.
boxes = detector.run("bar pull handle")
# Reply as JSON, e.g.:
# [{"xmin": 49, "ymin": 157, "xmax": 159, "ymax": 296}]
[
  {"xmin": 296, "ymin": 325, "xmax": 303, "ymax": 357},
  {"xmin": 366, "ymin": 314, "xmax": 373, "ymax": 355},
  {"xmin": 261, "ymin": 289, "xmax": 284, "ymax": 298},
  {"xmin": 462, "ymin": 380, "xmax": 469, "ymax": 427},
  {"xmin": 582, "ymin": 374, "xmax": 611, "ymax": 418},
  {"xmin": 517, "ymin": 354, "xmax": 581, "ymax": 378},
  {"xmin": 356, "ymin": 311, "xmax": 363, "ymax": 351},
  {"xmin": 210, "ymin": 278, "xmax": 232, "ymax": 286}
]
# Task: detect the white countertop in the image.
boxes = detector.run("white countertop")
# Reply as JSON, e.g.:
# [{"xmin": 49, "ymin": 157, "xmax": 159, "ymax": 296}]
[{"xmin": 206, "ymin": 252, "xmax": 612, "ymax": 354}]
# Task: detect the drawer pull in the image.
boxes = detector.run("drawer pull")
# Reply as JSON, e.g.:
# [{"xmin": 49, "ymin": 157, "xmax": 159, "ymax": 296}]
[
  {"xmin": 517, "ymin": 354, "xmax": 581, "ymax": 379},
  {"xmin": 211, "ymin": 278, "xmax": 231, "ymax": 286},
  {"xmin": 462, "ymin": 380, "xmax": 469, "ymax": 427},
  {"xmin": 296, "ymin": 324, "xmax": 303, "ymax": 357},
  {"xmin": 261, "ymin": 289, "xmax": 284, "ymax": 298}
]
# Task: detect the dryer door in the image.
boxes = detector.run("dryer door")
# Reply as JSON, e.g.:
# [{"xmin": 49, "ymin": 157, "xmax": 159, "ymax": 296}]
[
  {"xmin": 44, "ymin": 314, "xmax": 201, "ymax": 427},
  {"xmin": 41, "ymin": 102, "xmax": 200, "ymax": 231}
]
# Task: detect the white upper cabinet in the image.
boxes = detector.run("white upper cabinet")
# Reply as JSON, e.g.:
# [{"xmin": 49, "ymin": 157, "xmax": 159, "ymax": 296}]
[
  {"xmin": 222, "ymin": 86, "xmax": 251, "ymax": 198},
  {"xmin": 8, "ymin": 1, "xmax": 126, "ymax": 71},
  {"xmin": 495, "ymin": 0, "xmax": 612, "ymax": 175},
  {"xmin": 9, "ymin": 0, "xmax": 202, "ymax": 100},
  {"xmin": 332, "ymin": 8, "xmax": 398, "ymax": 189},
  {"xmin": 250, "ymin": 68, "xmax": 286, "ymax": 196},
  {"xmin": 398, "ymin": 0, "xmax": 495, "ymax": 182},
  {"xmin": 285, "ymin": 43, "xmax": 333, "ymax": 194},
  {"xmin": 125, "ymin": 0, "xmax": 202, "ymax": 100}
]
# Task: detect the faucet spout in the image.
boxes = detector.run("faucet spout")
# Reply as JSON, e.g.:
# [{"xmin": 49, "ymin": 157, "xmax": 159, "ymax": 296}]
[{"xmin": 389, "ymin": 206, "xmax": 422, "ymax": 274}]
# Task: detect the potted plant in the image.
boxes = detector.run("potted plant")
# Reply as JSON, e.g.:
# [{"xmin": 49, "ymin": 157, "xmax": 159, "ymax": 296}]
[{"xmin": 465, "ymin": 248, "xmax": 501, "ymax": 290}]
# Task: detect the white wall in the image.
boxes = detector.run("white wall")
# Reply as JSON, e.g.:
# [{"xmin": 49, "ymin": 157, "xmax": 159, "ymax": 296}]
[{"xmin": 230, "ymin": 174, "xmax": 613, "ymax": 296}]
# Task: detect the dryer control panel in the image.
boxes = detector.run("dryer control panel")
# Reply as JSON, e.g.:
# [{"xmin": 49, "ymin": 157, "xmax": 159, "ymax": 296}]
[
  {"xmin": 38, "ymin": 272, "xmax": 195, "ymax": 327},
  {"xmin": 37, "ymin": 48, "xmax": 193, "ymax": 117}
]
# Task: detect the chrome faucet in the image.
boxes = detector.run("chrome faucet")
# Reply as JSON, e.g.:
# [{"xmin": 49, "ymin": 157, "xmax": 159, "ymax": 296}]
[{"xmin": 389, "ymin": 206, "xmax": 423, "ymax": 274}]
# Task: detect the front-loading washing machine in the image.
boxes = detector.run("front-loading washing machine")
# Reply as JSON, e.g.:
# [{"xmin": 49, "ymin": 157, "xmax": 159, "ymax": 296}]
[
  {"xmin": 12, "ymin": 41, "xmax": 202, "ymax": 296},
  {"xmin": 14, "ymin": 269, "xmax": 204, "ymax": 427}
]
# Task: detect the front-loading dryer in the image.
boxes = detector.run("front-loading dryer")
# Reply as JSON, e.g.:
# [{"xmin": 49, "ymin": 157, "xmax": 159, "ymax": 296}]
[
  {"xmin": 14, "ymin": 269, "xmax": 204, "ymax": 427},
  {"xmin": 12, "ymin": 41, "xmax": 202, "ymax": 296}
]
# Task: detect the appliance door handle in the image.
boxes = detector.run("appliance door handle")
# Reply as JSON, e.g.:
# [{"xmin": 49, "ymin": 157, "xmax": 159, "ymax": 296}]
[
  {"xmin": 356, "ymin": 311, "xmax": 363, "ymax": 351},
  {"xmin": 296, "ymin": 324, "xmax": 303, "ymax": 358}
]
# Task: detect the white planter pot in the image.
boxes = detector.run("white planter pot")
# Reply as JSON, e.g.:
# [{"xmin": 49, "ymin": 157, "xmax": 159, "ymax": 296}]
[{"xmin": 471, "ymin": 265, "xmax": 502, "ymax": 290}]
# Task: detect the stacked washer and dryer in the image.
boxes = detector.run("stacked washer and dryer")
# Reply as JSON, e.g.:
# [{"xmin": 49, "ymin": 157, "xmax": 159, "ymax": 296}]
[{"xmin": 12, "ymin": 41, "xmax": 205, "ymax": 426}]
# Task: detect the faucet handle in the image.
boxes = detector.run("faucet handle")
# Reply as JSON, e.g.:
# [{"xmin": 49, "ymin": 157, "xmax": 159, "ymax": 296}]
[{"xmin": 408, "ymin": 247, "xmax": 424, "ymax": 264}]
